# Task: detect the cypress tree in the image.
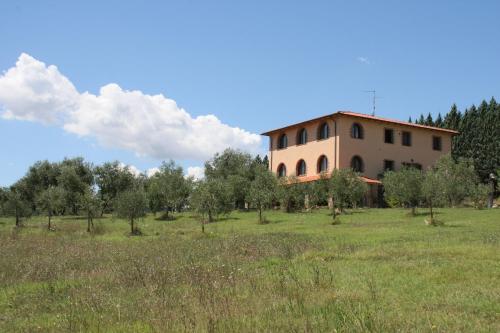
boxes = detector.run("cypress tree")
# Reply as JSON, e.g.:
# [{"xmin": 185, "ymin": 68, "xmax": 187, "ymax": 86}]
[
  {"xmin": 418, "ymin": 114, "xmax": 425, "ymax": 125},
  {"xmin": 408, "ymin": 116, "xmax": 412, "ymax": 123},
  {"xmin": 425, "ymin": 113, "xmax": 434, "ymax": 126},
  {"xmin": 443, "ymin": 104, "xmax": 461, "ymax": 130},
  {"xmin": 435, "ymin": 113, "xmax": 443, "ymax": 127}
]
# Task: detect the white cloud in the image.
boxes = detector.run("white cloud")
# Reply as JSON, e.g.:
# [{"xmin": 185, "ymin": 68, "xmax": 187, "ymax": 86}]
[
  {"xmin": 186, "ymin": 166, "xmax": 204, "ymax": 180},
  {"xmin": 146, "ymin": 167, "xmax": 160, "ymax": 178},
  {"xmin": 0, "ymin": 53, "xmax": 262, "ymax": 161},
  {"xmin": 356, "ymin": 56, "xmax": 370, "ymax": 64},
  {"xmin": 118, "ymin": 162, "xmax": 143, "ymax": 177}
]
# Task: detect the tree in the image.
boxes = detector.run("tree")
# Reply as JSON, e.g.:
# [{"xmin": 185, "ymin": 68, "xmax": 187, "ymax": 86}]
[
  {"xmin": 149, "ymin": 160, "xmax": 191, "ymax": 219},
  {"xmin": 190, "ymin": 178, "xmax": 232, "ymax": 229},
  {"xmin": 328, "ymin": 168, "xmax": 367, "ymax": 220},
  {"xmin": 408, "ymin": 116, "xmax": 413, "ymax": 123},
  {"xmin": 435, "ymin": 113, "xmax": 443, "ymax": 127},
  {"xmin": 383, "ymin": 167, "xmax": 424, "ymax": 215},
  {"xmin": 95, "ymin": 161, "xmax": 135, "ymax": 216},
  {"xmin": 434, "ymin": 155, "xmax": 477, "ymax": 206},
  {"xmin": 421, "ymin": 168, "xmax": 445, "ymax": 223},
  {"xmin": 247, "ymin": 165, "xmax": 277, "ymax": 223},
  {"xmin": 115, "ymin": 185, "xmax": 148, "ymax": 235},
  {"xmin": 425, "ymin": 113, "xmax": 434, "ymax": 126},
  {"xmin": 52, "ymin": 158, "xmax": 94, "ymax": 215},
  {"xmin": 276, "ymin": 176, "xmax": 305, "ymax": 212},
  {"xmin": 418, "ymin": 114, "xmax": 425, "ymax": 125},
  {"xmin": 36, "ymin": 186, "xmax": 65, "ymax": 230},
  {"xmin": 3, "ymin": 188, "xmax": 31, "ymax": 227},
  {"xmin": 307, "ymin": 173, "xmax": 330, "ymax": 208},
  {"xmin": 79, "ymin": 187, "xmax": 102, "ymax": 232},
  {"xmin": 469, "ymin": 183, "xmax": 490, "ymax": 209},
  {"xmin": 443, "ymin": 103, "xmax": 461, "ymax": 130},
  {"xmin": 204, "ymin": 149, "xmax": 254, "ymax": 209}
]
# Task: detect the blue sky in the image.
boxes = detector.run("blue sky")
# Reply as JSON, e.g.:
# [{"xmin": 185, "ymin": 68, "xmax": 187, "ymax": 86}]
[{"xmin": 1, "ymin": 0, "xmax": 499, "ymax": 186}]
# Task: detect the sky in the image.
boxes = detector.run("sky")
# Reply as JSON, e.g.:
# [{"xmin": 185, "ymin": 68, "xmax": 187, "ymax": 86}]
[{"xmin": 1, "ymin": 0, "xmax": 499, "ymax": 186}]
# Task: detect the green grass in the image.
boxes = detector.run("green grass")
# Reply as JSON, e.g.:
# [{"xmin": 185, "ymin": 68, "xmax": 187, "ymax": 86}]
[{"xmin": 0, "ymin": 208, "xmax": 499, "ymax": 332}]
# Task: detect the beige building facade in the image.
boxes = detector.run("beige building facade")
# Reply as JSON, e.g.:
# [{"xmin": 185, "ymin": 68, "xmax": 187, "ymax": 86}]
[{"xmin": 262, "ymin": 111, "xmax": 457, "ymax": 206}]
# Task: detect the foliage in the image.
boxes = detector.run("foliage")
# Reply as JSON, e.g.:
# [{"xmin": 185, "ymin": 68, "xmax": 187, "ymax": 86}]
[
  {"xmin": 146, "ymin": 160, "xmax": 191, "ymax": 219},
  {"xmin": 2, "ymin": 188, "xmax": 31, "ymax": 226},
  {"xmin": 421, "ymin": 168, "xmax": 446, "ymax": 223},
  {"xmin": 328, "ymin": 168, "xmax": 367, "ymax": 219},
  {"xmin": 95, "ymin": 161, "xmax": 136, "ymax": 215},
  {"xmin": 276, "ymin": 176, "xmax": 306, "ymax": 212},
  {"xmin": 79, "ymin": 187, "xmax": 102, "ymax": 232},
  {"xmin": 469, "ymin": 183, "xmax": 490, "ymax": 209},
  {"xmin": 383, "ymin": 167, "xmax": 424, "ymax": 215},
  {"xmin": 115, "ymin": 184, "xmax": 148, "ymax": 235},
  {"xmin": 247, "ymin": 165, "xmax": 278, "ymax": 223},
  {"xmin": 190, "ymin": 178, "xmax": 233, "ymax": 225},
  {"xmin": 434, "ymin": 154, "xmax": 478, "ymax": 206},
  {"xmin": 36, "ymin": 186, "xmax": 66, "ymax": 230}
]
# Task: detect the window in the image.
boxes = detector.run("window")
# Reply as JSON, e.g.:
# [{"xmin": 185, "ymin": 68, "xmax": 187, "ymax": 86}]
[
  {"xmin": 296, "ymin": 159, "xmax": 307, "ymax": 176},
  {"xmin": 384, "ymin": 159, "xmax": 395, "ymax": 171},
  {"xmin": 351, "ymin": 155, "xmax": 364, "ymax": 173},
  {"xmin": 433, "ymin": 136, "xmax": 442, "ymax": 151},
  {"xmin": 351, "ymin": 123, "xmax": 364, "ymax": 139},
  {"xmin": 402, "ymin": 131, "xmax": 412, "ymax": 146},
  {"xmin": 297, "ymin": 128, "xmax": 307, "ymax": 145},
  {"xmin": 278, "ymin": 133, "xmax": 288, "ymax": 149},
  {"xmin": 402, "ymin": 162, "xmax": 422, "ymax": 170},
  {"xmin": 277, "ymin": 163, "xmax": 287, "ymax": 178},
  {"xmin": 384, "ymin": 128, "xmax": 394, "ymax": 144},
  {"xmin": 317, "ymin": 155, "xmax": 328, "ymax": 173},
  {"xmin": 317, "ymin": 122, "xmax": 330, "ymax": 140}
]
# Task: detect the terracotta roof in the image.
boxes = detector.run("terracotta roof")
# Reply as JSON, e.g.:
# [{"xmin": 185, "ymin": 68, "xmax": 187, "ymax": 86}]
[
  {"xmin": 261, "ymin": 111, "xmax": 458, "ymax": 135},
  {"xmin": 286, "ymin": 174, "xmax": 381, "ymax": 185}
]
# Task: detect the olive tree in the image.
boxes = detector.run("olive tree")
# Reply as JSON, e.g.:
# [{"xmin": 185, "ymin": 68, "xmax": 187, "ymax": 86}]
[
  {"xmin": 421, "ymin": 168, "xmax": 446, "ymax": 224},
  {"xmin": 329, "ymin": 168, "xmax": 367, "ymax": 220},
  {"xmin": 190, "ymin": 178, "xmax": 232, "ymax": 231},
  {"xmin": 80, "ymin": 187, "xmax": 102, "ymax": 232},
  {"xmin": 383, "ymin": 167, "xmax": 424, "ymax": 215},
  {"xmin": 115, "ymin": 186, "xmax": 148, "ymax": 235},
  {"xmin": 246, "ymin": 165, "xmax": 277, "ymax": 223},
  {"xmin": 3, "ymin": 188, "xmax": 31, "ymax": 227},
  {"xmin": 434, "ymin": 155, "xmax": 478, "ymax": 206},
  {"xmin": 36, "ymin": 186, "xmax": 65, "ymax": 230}
]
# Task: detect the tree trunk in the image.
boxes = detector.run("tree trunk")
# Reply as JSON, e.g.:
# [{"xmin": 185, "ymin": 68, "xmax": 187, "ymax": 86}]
[
  {"xmin": 48, "ymin": 211, "xmax": 52, "ymax": 230},
  {"xmin": 259, "ymin": 206, "xmax": 262, "ymax": 223},
  {"xmin": 429, "ymin": 200, "xmax": 434, "ymax": 220},
  {"xmin": 15, "ymin": 206, "xmax": 20, "ymax": 227},
  {"xmin": 131, "ymin": 217, "xmax": 134, "ymax": 234},
  {"xmin": 201, "ymin": 220, "xmax": 205, "ymax": 233},
  {"xmin": 411, "ymin": 205, "xmax": 416, "ymax": 215},
  {"xmin": 332, "ymin": 205, "xmax": 336, "ymax": 220},
  {"xmin": 208, "ymin": 210, "xmax": 213, "ymax": 223}
]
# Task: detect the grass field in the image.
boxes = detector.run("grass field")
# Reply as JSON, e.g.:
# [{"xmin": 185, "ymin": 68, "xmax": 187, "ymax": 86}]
[{"xmin": 0, "ymin": 208, "xmax": 499, "ymax": 332}]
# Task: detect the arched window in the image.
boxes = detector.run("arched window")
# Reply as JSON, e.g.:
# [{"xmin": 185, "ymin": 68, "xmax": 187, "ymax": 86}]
[
  {"xmin": 317, "ymin": 155, "xmax": 328, "ymax": 173},
  {"xmin": 351, "ymin": 155, "xmax": 364, "ymax": 173},
  {"xmin": 297, "ymin": 128, "xmax": 307, "ymax": 145},
  {"xmin": 277, "ymin": 163, "xmax": 287, "ymax": 178},
  {"xmin": 317, "ymin": 122, "xmax": 330, "ymax": 140},
  {"xmin": 296, "ymin": 159, "xmax": 307, "ymax": 176},
  {"xmin": 351, "ymin": 123, "xmax": 364, "ymax": 139},
  {"xmin": 278, "ymin": 133, "xmax": 288, "ymax": 149}
]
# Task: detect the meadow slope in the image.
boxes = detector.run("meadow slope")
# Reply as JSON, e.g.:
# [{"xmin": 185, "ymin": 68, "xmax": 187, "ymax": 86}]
[{"xmin": 0, "ymin": 208, "xmax": 499, "ymax": 332}]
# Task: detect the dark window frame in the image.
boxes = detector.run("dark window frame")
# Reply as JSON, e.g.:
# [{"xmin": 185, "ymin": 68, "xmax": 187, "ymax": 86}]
[
  {"xmin": 277, "ymin": 133, "xmax": 288, "ymax": 149},
  {"xmin": 351, "ymin": 155, "xmax": 364, "ymax": 173},
  {"xmin": 277, "ymin": 163, "xmax": 287, "ymax": 178},
  {"xmin": 402, "ymin": 131, "xmax": 412, "ymax": 146},
  {"xmin": 384, "ymin": 128, "xmax": 394, "ymax": 144},
  {"xmin": 317, "ymin": 155, "xmax": 328, "ymax": 173},
  {"xmin": 383, "ymin": 159, "xmax": 395, "ymax": 171},
  {"xmin": 351, "ymin": 123, "xmax": 364, "ymax": 139},
  {"xmin": 317, "ymin": 122, "xmax": 330, "ymax": 140},
  {"xmin": 296, "ymin": 159, "xmax": 307, "ymax": 176},
  {"xmin": 297, "ymin": 128, "xmax": 308, "ymax": 145},
  {"xmin": 432, "ymin": 136, "xmax": 442, "ymax": 151}
]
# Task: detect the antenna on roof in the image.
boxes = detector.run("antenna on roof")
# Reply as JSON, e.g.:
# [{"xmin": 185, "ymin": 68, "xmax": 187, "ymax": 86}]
[{"xmin": 363, "ymin": 90, "xmax": 378, "ymax": 116}]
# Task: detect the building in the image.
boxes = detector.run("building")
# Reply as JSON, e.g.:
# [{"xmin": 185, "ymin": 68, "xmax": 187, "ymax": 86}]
[{"xmin": 261, "ymin": 111, "xmax": 458, "ymax": 206}]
